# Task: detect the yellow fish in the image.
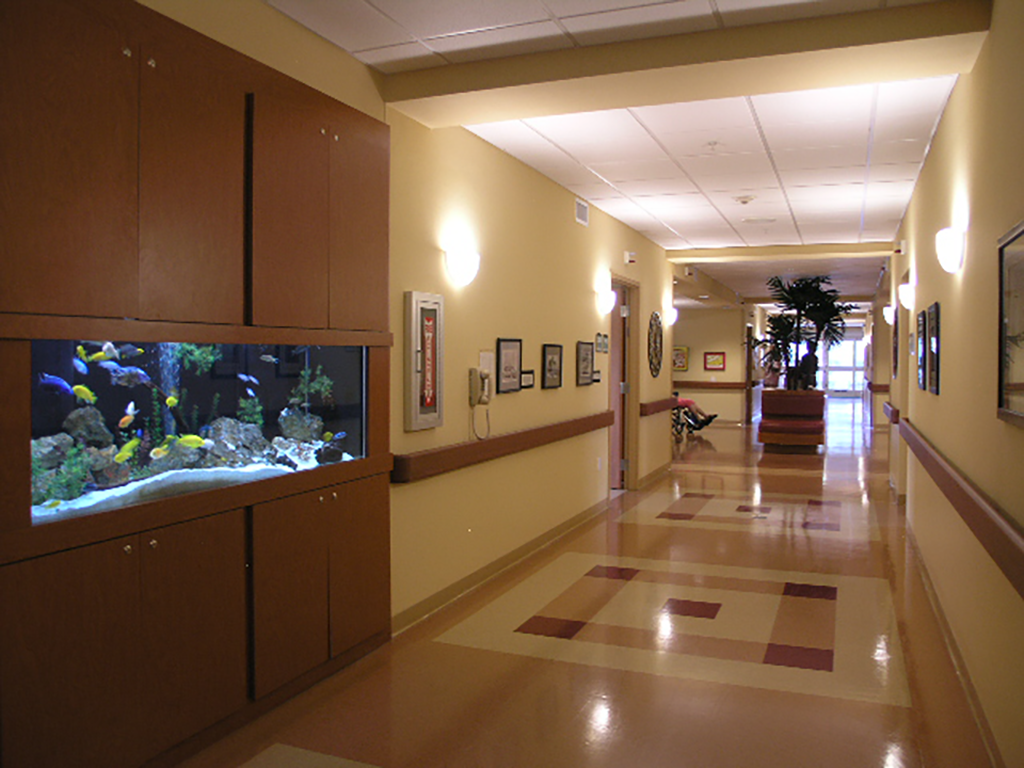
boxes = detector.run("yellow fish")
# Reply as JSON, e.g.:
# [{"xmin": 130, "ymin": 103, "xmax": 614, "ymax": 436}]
[
  {"xmin": 75, "ymin": 345, "xmax": 88, "ymax": 361},
  {"xmin": 322, "ymin": 432, "xmax": 333, "ymax": 442},
  {"xmin": 86, "ymin": 351, "xmax": 109, "ymax": 363},
  {"xmin": 149, "ymin": 446, "xmax": 169, "ymax": 460},
  {"xmin": 165, "ymin": 394, "xmax": 179, "ymax": 408},
  {"xmin": 114, "ymin": 437, "xmax": 140, "ymax": 464},
  {"xmin": 43, "ymin": 499, "xmax": 62, "ymax": 508},
  {"xmin": 72, "ymin": 385, "xmax": 97, "ymax": 404},
  {"xmin": 177, "ymin": 434, "xmax": 207, "ymax": 449}
]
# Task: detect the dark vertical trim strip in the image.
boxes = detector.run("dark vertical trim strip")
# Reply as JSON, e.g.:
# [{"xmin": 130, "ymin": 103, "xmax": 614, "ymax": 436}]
[
  {"xmin": 243, "ymin": 93, "xmax": 255, "ymax": 327},
  {"xmin": 900, "ymin": 418, "xmax": 1024, "ymax": 600}
]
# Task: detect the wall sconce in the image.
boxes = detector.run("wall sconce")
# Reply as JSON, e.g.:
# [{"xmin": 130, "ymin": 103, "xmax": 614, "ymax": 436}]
[
  {"xmin": 898, "ymin": 283, "xmax": 915, "ymax": 310},
  {"xmin": 665, "ymin": 307, "xmax": 678, "ymax": 326},
  {"xmin": 935, "ymin": 227, "xmax": 966, "ymax": 273},
  {"xmin": 597, "ymin": 289, "xmax": 617, "ymax": 316},
  {"xmin": 444, "ymin": 246, "xmax": 480, "ymax": 287},
  {"xmin": 882, "ymin": 305, "xmax": 895, "ymax": 325}
]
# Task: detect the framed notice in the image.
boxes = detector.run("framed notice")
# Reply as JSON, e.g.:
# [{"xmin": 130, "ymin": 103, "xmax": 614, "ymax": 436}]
[
  {"xmin": 672, "ymin": 346, "xmax": 689, "ymax": 372},
  {"xmin": 404, "ymin": 291, "xmax": 444, "ymax": 431},
  {"xmin": 917, "ymin": 310, "xmax": 927, "ymax": 391},
  {"xmin": 927, "ymin": 302, "xmax": 940, "ymax": 395},
  {"xmin": 999, "ymin": 221, "xmax": 1024, "ymax": 426},
  {"xmin": 704, "ymin": 351, "xmax": 726, "ymax": 371},
  {"xmin": 542, "ymin": 344, "xmax": 563, "ymax": 389},
  {"xmin": 497, "ymin": 338, "xmax": 523, "ymax": 394},
  {"xmin": 577, "ymin": 341, "xmax": 595, "ymax": 385}
]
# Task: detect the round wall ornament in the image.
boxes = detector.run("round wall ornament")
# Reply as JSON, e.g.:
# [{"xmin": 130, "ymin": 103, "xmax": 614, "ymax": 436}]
[{"xmin": 648, "ymin": 311, "xmax": 663, "ymax": 377}]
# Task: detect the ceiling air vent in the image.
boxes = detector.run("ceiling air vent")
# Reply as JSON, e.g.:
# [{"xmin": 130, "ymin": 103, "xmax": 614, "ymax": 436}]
[{"xmin": 575, "ymin": 199, "xmax": 589, "ymax": 227}]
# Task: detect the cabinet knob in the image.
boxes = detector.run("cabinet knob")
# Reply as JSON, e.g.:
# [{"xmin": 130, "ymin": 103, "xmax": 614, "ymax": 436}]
[
  {"xmin": 319, "ymin": 495, "xmax": 325, "ymax": 503},
  {"xmin": 122, "ymin": 47, "xmax": 132, "ymax": 58},
  {"xmin": 123, "ymin": 544, "xmax": 133, "ymax": 554},
  {"xmin": 320, "ymin": 127, "xmax": 327, "ymax": 136},
  {"xmin": 333, "ymin": 134, "xmax": 339, "ymax": 142},
  {"xmin": 332, "ymin": 491, "xmax": 338, "ymax": 501},
  {"xmin": 149, "ymin": 539, "xmax": 158, "ymax": 549},
  {"xmin": 147, "ymin": 58, "xmax": 157, "ymax": 68}
]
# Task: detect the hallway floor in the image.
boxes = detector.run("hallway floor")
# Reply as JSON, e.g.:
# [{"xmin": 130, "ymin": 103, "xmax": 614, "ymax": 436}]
[{"xmin": 182, "ymin": 400, "xmax": 994, "ymax": 768}]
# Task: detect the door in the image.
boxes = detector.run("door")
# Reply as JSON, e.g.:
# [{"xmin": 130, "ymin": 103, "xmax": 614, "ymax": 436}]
[{"xmin": 609, "ymin": 283, "xmax": 629, "ymax": 490}]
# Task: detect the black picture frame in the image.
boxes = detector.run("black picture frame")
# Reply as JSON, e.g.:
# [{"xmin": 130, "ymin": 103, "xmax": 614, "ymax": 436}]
[
  {"xmin": 927, "ymin": 302, "xmax": 940, "ymax": 395},
  {"xmin": 577, "ymin": 341, "xmax": 595, "ymax": 386},
  {"xmin": 999, "ymin": 221, "xmax": 1024, "ymax": 427},
  {"xmin": 917, "ymin": 310, "xmax": 927, "ymax": 391},
  {"xmin": 496, "ymin": 338, "xmax": 522, "ymax": 394},
  {"xmin": 542, "ymin": 344, "xmax": 562, "ymax": 389},
  {"xmin": 892, "ymin": 311, "xmax": 899, "ymax": 380}
]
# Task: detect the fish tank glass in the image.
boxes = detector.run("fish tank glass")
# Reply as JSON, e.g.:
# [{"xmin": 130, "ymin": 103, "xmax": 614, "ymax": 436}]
[{"xmin": 30, "ymin": 339, "xmax": 365, "ymax": 524}]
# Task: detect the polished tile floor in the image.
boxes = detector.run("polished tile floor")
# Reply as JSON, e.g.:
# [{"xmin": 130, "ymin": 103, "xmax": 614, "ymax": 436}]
[{"xmin": 183, "ymin": 399, "xmax": 994, "ymax": 768}]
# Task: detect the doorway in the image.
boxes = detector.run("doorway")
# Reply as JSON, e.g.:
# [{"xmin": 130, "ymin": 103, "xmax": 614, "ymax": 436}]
[{"xmin": 609, "ymin": 280, "xmax": 635, "ymax": 491}]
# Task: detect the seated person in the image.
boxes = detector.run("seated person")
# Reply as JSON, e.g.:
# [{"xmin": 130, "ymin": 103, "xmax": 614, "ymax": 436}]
[{"xmin": 675, "ymin": 395, "xmax": 717, "ymax": 428}]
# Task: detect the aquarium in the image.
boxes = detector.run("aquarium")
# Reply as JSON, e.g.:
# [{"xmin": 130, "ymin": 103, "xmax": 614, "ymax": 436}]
[{"xmin": 30, "ymin": 339, "xmax": 365, "ymax": 524}]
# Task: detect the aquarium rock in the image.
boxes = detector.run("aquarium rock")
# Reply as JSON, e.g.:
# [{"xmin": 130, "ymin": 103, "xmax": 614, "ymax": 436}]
[
  {"xmin": 203, "ymin": 417, "xmax": 271, "ymax": 468},
  {"xmin": 271, "ymin": 436, "xmax": 319, "ymax": 470},
  {"xmin": 278, "ymin": 407, "xmax": 324, "ymax": 443},
  {"xmin": 316, "ymin": 433, "xmax": 351, "ymax": 465},
  {"xmin": 149, "ymin": 441, "xmax": 204, "ymax": 474},
  {"xmin": 62, "ymin": 406, "xmax": 114, "ymax": 448},
  {"xmin": 86, "ymin": 445, "xmax": 131, "ymax": 489},
  {"xmin": 32, "ymin": 469, "xmax": 57, "ymax": 505},
  {"xmin": 32, "ymin": 433, "xmax": 75, "ymax": 470}
]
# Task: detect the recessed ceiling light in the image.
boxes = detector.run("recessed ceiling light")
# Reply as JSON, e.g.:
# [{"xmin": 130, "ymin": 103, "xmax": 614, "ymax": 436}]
[{"xmin": 742, "ymin": 216, "xmax": 776, "ymax": 224}]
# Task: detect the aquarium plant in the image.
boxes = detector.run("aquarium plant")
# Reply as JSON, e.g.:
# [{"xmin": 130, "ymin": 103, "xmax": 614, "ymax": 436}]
[
  {"xmin": 237, "ymin": 395, "xmax": 264, "ymax": 428},
  {"xmin": 291, "ymin": 364, "xmax": 335, "ymax": 412}
]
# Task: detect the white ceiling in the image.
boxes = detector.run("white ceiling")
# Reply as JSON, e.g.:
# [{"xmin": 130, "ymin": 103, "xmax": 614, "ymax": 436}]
[{"xmin": 263, "ymin": 0, "xmax": 964, "ymax": 299}]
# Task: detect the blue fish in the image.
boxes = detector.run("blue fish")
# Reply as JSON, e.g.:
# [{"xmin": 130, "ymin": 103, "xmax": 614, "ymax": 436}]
[
  {"xmin": 38, "ymin": 373, "xmax": 73, "ymax": 396},
  {"xmin": 98, "ymin": 360, "xmax": 122, "ymax": 372},
  {"xmin": 237, "ymin": 373, "xmax": 260, "ymax": 386},
  {"xmin": 72, "ymin": 358, "xmax": 88, "ymax": 376},
  {"xmin": 246, "ymin": 387, "xmax": 256, "ymax": 398}
]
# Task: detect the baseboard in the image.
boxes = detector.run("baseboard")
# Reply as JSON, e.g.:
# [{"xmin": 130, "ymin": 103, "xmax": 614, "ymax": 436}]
[
  {"xmin": 637, "ymin": 460, "xmax": 671, "ymax": 489},
  {"xmin": 392, "ymin": 494, "xmax": 612, "ymax": 635}
]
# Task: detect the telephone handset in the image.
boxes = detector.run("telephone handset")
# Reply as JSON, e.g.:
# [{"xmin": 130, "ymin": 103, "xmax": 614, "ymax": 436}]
[{"xmin": 469, "ymin": 368, "xmax": 491, "ymax": 406}]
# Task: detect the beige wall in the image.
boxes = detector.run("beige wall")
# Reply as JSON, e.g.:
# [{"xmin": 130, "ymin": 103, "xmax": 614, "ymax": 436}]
[
  {"xmin": 140, "ymin": 0, "xmax": 674, "ymax": 627},
  {"xmin": 894, "ymin": 0, "xmax": 1024, "ymax": 763},
  {"xmin": 387, "ymin": 111, "xmax": 673, "ymax": 619},
  {"xmin": 672, "ymin": 308, "xmax": 747, "ymax": 422}
]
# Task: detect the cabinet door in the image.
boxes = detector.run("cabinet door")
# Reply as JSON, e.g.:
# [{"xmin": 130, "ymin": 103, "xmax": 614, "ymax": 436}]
[
  {"xmin": 329, "ymin": 107, "xmax": 390, "ymax": 332},
  {"xmin": 137, "ymin": 16, "xmax": 246, "ymax": 324},
  {"xmin": 140, "ymin": 510, "xmax": 248, "ymax": 757},
  {"xmin": 0, "ymin": 0, "xmax": 139, "ymax": 318},
  {"xmin": 0, "ymin": 536, "xmax": 146, "ymax": 768},
  {"xmin": 329, "ymin": 474, "xmax": 391, "ymax": 657},
  {"xmin": 251, "ymin": 79, "xmax": 331, "ymax": 329},
  {"xmin": 252, "ymin": 490, "xmax": 330, "ymax": 697}
]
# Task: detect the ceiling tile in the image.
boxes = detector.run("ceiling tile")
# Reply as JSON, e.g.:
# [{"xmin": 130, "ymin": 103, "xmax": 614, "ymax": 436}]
[
  {"xmin": 658, "ymin": 126, "xmax": 766, "ymax": 158},
  {"xmin": 871, "ymin": 138, "xmax": 928, "ymax": 164},
  {"xmin": 697, "ymin": 170, "xmax": 781, "ymax": 192},
  {"xmin": 586, "ymin": 158, "xmax": 686, "ymax": 182},
  {"xmin": 467, "ymin": 120, "xmax": 596, "ymax": 184},
  {"xmin": 354, "ymin": 42, "xmax": 446, "ymax": 72},
  {"xmin": 772, "ymin": 144, "xmax": 870, "ymax": 170},
  {"xmin": 866, "ymin": 180, "xmax": 915, "ymax": 199},
  {"xmin": 566, "ymin": 182, "xmax": 622, "ymax": 200},
  {"xmin": 760, "ymin": 119, "xmax": 870, "ymax": 151},
  {"xmin": 425, "ymin": 21, "xmax": 571, "ymax": 62},
  {"xmin": 871, "ymin": 111, "xmax": 940, "ymax": 143},
  {"xmin": 679, "ymin": 152, "xmax": 774, "ymax": 178},
  {"xmin": 366, "ymin": 0, "xmax": 550, "ymax": 39},
  {"xmin": 526, "ymin": 110, "xmax": 667, "ymax": 164},
  {"xmin": 632, "ymin": 98, "xmax": 754, "ymax": 133},
  {"xmin": 867, "ymin": 162, "xmax": 920, "ymax": 183},
  {"xmin": 543, "ymin": 0, "xmax": 677, "ymax": 15},
  {"xmin": 875, "ymin": 75, "xmax": 956, "ymax": 118},
  {"xmin": 560, "ymin": 1, "xmax": 717, "ymax": 46},
  {"xmin": 706, "ymin": 187, "xmax": 787, "ymax": 210},
  {"xmin": 780, "ymin": 166, "xmax": 867, "ymax": 186},
  {"xmin": 751, "ymin": 84, "xmax": 875, "ymax": 126},
  {"xmin": 637, "ymin": 194, "xmax": 718, "ymax": 215},
  {"xmin": 267, "ymin": 0, "xmax": 412, "ymax": 51},
  {"xmin": 616, "ymin": 177, "xmax": 700, "ymax": 196},
  {"xmin": 717, "ymin": 0, "xmax": 878, "ymax": 27}
]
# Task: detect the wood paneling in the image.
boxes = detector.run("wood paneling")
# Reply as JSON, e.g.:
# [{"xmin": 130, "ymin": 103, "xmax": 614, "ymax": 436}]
[
  {"xmin": 252, "ymin": 490, "xmax": 330, "ymax": 698},
  {"xmin": 141, "ymin": 510, "xmax": 247, "ymax": 756},
  {"xmin": 900, "ymin": 418, "xmax": 1024, "ymax": 601},
  {"xmin": 329, "ymin": 107, "xmax": 390, "ymax": 332},
  {"xmin": 0, "ymin": 536, "xmax": 146, "ymax": 768},
  {"xmin": 251, "ymin": 79, "xmax": 331, "ymax": 329},
  {"xmin": 0, "ymin": 0, "xmax": 139, "ymax": 319},
  {"xmin": 392, "ymin": 411, "xmax": 614, "ymax": 483},
  {"xmin": 329, "ymin": 474, "xmax": 391, "ymax": 656},
  {"xmin": 368, "ymin": 345, "xmax": 390, "ymax": 457},
  {"xmin": 640, "ymin": 397, "xmax": 677, "ymax": 417},
  {"xmin": 138, "ymin": 15, "xmax": 247, "ymax": 325},
  {"xmin": 0, "ymin": 341, "xmax": 31, "ymax": 532}
]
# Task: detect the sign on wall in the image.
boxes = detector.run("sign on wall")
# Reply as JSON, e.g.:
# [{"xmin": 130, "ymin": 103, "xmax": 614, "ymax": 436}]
[{"xmin": 405, "ymin": 291, "xmax": 445, "ymax": 431}]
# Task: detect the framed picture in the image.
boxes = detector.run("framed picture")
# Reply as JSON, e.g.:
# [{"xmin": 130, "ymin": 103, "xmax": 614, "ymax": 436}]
[
  {"xmin": 404, "ymin": 291, "xmax": 444, "ymax": 431},
  {"xmin": 521, "ymin": 370, "xmax": 535, "ymax": 389},
  {"xmin": 927, "ymin": 302, "xmax": 940, "ymax": 395},
  {"xmin": 542, "ymin": 344, "xmax": 563, "ymax": 389},
  {"xmin": 892, "ymin": 311, "xmax": 899, "ymax": 380},
  {"xmin": 917, "ymin": 310, "xmax": 927, "ymax": 391},
  {"xmin": 577, "ymin": 341, "xmax": 595, "ymax": 386},
  {"xmin": 672, "ymin": 346, "xmax": 689, "ymax": 372},
  {"xmin": 704, "ymin": 351, "xmax": 726, "ymax": 371},
  {"xmin": 999, "ymin": 221, "xmax": 1024, "ymax": 425},
  {"xmin": 497, "ymin": 338, "xmax": 522, "ymax": 394}
]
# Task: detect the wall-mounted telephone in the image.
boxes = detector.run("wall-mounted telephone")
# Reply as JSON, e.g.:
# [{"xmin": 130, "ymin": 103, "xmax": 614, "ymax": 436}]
[{"xmin": 469, "ymin": 368, "xmax": 491, "ymax": 406}]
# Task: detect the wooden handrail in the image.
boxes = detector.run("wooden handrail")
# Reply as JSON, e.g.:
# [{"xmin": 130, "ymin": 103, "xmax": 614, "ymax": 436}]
[
  {"xmin": 883, "ymin": 402, "xmax": 900, "ymax": 423},
  {"xmin": 391, "ymin": 410, "xmax": 614, "ymax": 483},
  {"xmin": 640, "ymin": 397, "xmax": 677, "ymax": 417},
  {"xmin": 900, "ymin": 418, "xmax": 1024, "ymax": 600},
  {"xmin": 672, "ymin": 380, "xmax": 746, "ymax": 390}
]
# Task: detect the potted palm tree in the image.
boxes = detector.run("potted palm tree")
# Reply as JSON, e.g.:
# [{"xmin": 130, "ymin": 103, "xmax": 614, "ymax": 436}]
[
  {"xmin": 766, "ymin": 275, "xmax": 853, "ymax": 390},
  {"xmin": 755, "ymin": 314, "xmax": 797, "ymax": 388}
]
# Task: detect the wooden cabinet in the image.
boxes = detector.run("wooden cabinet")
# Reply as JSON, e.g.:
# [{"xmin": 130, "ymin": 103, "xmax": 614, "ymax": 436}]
[
  {"xmin": 0, "ymin": 510, "xmax": 246, "ymax": 768},
  {"xmin": 137, "ymin": 13, "xmax": 248, "ymax": 325},
  {"xmin": 329, "ymin": 473, "xmax": 391, "ymax": 656},
  {"xmin": 251, "ymin": 78, "xmax": 332, "ymax": 329},
  {"xmin": 0, "ymin": 0, "xmax": 140, "ymax": 319},
  {"xmin": 253, "ymin": 473, "xmax": 391, "ymax": 695}
]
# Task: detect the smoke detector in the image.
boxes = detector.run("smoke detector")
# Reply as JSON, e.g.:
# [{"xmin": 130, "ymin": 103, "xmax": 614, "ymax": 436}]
[{"xmin": 734, "ymin": 194, "xmax": 756, "ymax": 205}]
